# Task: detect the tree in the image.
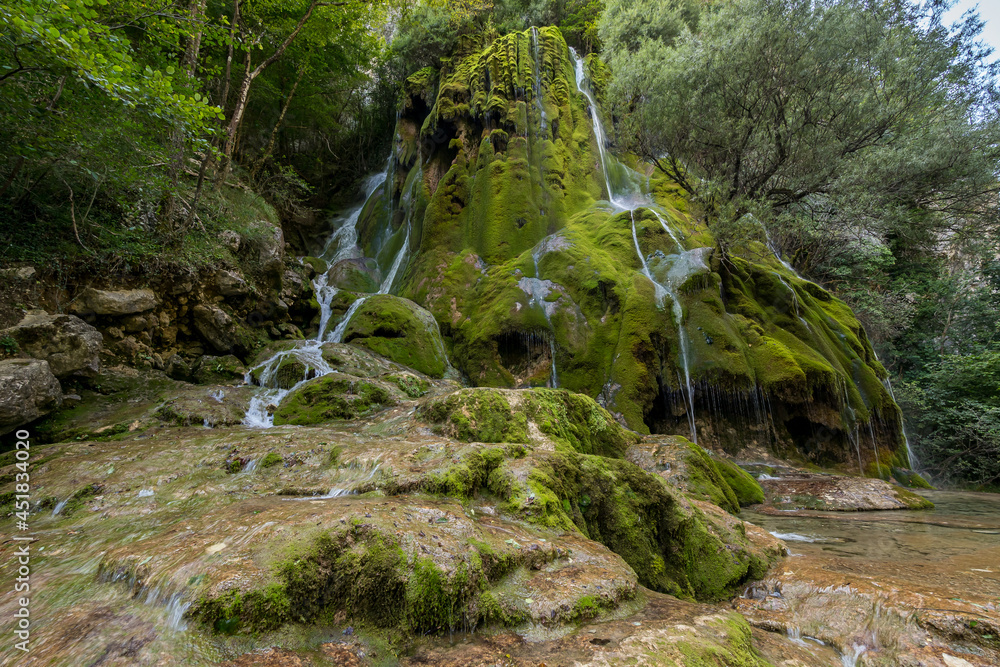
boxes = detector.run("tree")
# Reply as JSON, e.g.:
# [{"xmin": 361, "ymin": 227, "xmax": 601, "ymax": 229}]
[{"xmin": 600, "ymin": 0, "xmax": 1000, "ymax": 226}]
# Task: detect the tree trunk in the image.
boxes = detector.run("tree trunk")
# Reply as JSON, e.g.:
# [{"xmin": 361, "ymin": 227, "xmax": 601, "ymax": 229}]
[
  {"xmin": 216, "ymin": 0, "xmax": 329, "ymax": 186},
  {"xmin": 162, "ymin": 0, "xmax": 209, "ymax": 230}
]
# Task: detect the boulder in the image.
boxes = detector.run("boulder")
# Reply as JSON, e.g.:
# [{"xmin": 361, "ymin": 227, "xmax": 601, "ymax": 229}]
[
  {"xmin": 165, "ymin": 354, "xmax": 192, "ymax": 382},
  {"xmin": 218, "ymin": 230, "xmax": 242, "ymax": 253},
  {"xmin": 192, "ymin": 354, "xmax": 247, "ymax": 385},
  {"xmin": 0, "ymin": 359, "xmax": 62, "ymax": 434},
  {"xmin": 74, "ymin": 288, "xmax": 157, "ymax": 316},
  {"xmin": 215, "ymin": 269, "xmax": 249, "ymax": 298},
  {"xmin": 0, "ymin": 266, "xmax": 36, "ymax": 282},
  {"xmin": 257, "ymin": 222, "xmax": 285, "ymax": 273},
  {"xmin": 326, "ymin": 258, "xmax": 380, "ymax": 293},
  {"xmin": 192, "ymin": 304, "xmax": 237, "ymax": 353},
  {"xmin": 339, "ymin": 295, "xmax": 450, "ymax": 377},
  {"xmin": 2, "ymin": 310, "xmax": 102, "ymax": 378}
]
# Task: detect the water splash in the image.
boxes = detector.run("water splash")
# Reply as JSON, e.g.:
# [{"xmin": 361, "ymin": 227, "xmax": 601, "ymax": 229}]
[
  {"xmin": 51, "ymin": 497, "xmax": 69, "ymax": 516},
  {"xmin": 841, "ymin": 643, "xmax": 867, "ymax": 667},
  {"xmin": 328, "ymin": 297, "xmax": 368, "ymax": 344}
]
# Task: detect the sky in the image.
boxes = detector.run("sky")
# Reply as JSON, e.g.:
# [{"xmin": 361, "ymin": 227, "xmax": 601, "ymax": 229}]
[{"xmin": 943, "ymin": 0, "xmax": 1000, "ymax": 61}]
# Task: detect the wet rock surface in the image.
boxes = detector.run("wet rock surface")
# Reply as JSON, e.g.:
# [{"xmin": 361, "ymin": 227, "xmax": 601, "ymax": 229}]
[
  {"xmin": 737, "ymin": 490, "xmax": 1000, "ymax": 666},
  {"xmin": 0, "ymin": 368, "xmax": 795, "ymax": 666},
  {"xmin": 755, "ymin": 470, "xmax": 933, "ymax": 511}
]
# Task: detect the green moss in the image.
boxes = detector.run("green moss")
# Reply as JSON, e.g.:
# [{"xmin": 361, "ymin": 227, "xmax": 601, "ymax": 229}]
[
  {"xmin": 272, "ymin": 374, "xmax": 396, "ymax": 426},
  {"xmin": 418, "ymin": 388, "xmax": 638, "ymax": 457},
  {"xmin": 388, "ymin": 373, "xmax": 431, "ymax": 398},
  {"xmin": 341, "ymin": 294, "xmax": 449, "ymax": 378},
  {"xmin": 260, "ymin": 452, "xmax": 283, "ymax": 469},
  {"xmin": 891, "ymin": 467, "xmax": 933, "ymax": 489},
  {"xmin": 424, "ymin": 443, "xmax": 778, "ymax": 601},
  {"xmin": 713, "ymin": 458, "xmax": 766, "ymax": 506},
  {"xmin": 682, "ymin": 442, "xmax": 741, "ymax": 514},
  {"xmin": 676, "ymin": 614, "xmax": 774, "ymax": 667},
  {"xmin": 892, "ymin": 485, "xmax": 934, "ymax": 509},
  {"xmin": 417, "ymin": 388, "xmax": 529, "ymax": 443}
]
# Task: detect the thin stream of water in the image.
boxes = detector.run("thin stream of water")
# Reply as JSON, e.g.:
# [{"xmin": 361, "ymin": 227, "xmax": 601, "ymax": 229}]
[{"xmin": 571, "ymin": 47, "xmax": 697, "ymax": 442}]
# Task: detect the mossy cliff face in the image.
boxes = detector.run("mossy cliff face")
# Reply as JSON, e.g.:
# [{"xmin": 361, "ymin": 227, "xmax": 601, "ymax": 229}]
[{"xmin": 354, "ymin": 26, "xmax": 909, "ymax": 472}]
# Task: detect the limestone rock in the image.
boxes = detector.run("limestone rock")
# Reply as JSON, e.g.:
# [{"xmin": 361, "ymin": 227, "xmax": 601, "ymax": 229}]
[
  {"xmin": 74, "ymin": 287, "xmax": 157, "ymax": 316},
  {"xmin": 218, "ymin": 229, "xmax": 242, "ymax": 253},
  {"xmin": 757, "ymin": 471, "xmax": 933, "ymax": 510},
  {"xmin": 0, "ymin": 358, "xmax": 62, "ymax": 434},
  {"xmin": 192, "ymin": 354, "xmax": 246, "ymax": 385},
  {"xmin": 215, "ymin": 269, "xmax": 249, "ymax": 298},
  {"xmin": 165, "ymin": 354, "xmax": 192, "ymax": 382},
  {"xmin": 257, "ymin": 222, "xmax": 285, "ymax": 272},
  {"xmin": 192, "ymin": 304, "xmax": 238, "ymax": 353},
  {"xmin": 0, "ymin": 266, "xmax": 36, "ymax": 282},
  {"xmin": 2, "ymin": 310, "xmax": 102, "ymax": 378}
]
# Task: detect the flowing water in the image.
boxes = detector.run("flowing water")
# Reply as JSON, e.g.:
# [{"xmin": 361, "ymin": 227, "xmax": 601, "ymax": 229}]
[
  {"xmin": 571, "ymin": 47, "xmax": 699, "ymax": 442},
  {"xmin": 741, "ymin": 490, "xmax": 1000, "ymax": 664},
  {"xmin": 242, "ymin": 158, "xmax": 414, "ymax": 428}
]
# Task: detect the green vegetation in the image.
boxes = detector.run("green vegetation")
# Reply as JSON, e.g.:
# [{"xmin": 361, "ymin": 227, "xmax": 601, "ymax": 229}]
[
  {"xmin": 272, "ymin": 374, "xmax": 396, "ymax": 425},
  {"xmin": 599, "ymin": 0, "xmax": 1000, "ymax": 485}
]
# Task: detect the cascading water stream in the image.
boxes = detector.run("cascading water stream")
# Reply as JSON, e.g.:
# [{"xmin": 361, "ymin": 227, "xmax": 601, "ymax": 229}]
[
  {"xmin": 532, "ymin": 243, "xmax": 558, "ymax": 387},
  {"xmin": 330, "ymin": 162, "xmax": 425, "ymax": 342},
  {"xmin": 571, "ymin": 46, "xmax": 698, "ymax": 441},
  {"xmin": 874, "ymin": 351, "xmax": 918, "ymax": 470},
  {"xmin": 243, "ymin": 158, "xmax": 409, "ymax": 428},
  {"xmin": 630, "ymin": 212, "xmax": 698, "ymax": 442},
  {"xmin": 530, "ymin": 27, "xmax": 547, "ymax": 134}
]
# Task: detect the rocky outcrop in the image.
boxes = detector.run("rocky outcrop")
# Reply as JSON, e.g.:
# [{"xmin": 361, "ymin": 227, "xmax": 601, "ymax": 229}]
[
  {"xmin": 214, "ymin": 269, "xmax": 250, "ymax": 298},
  {"xmin": 1, "ymin": 310, "xmax": 102, "ymax": 378},
  {"xmin": 73, "ymin": 287, "xmax": 157, "ymax": 316},
  {"xmin": 0, "ymin": 358, "xmax": 62, "ymax": 434},
  {"xmin": 755, "ymin": 471, "xmax": 933, "ymax": 511},
  {"xmin": 192, "ymin": 304, "xmax": 238, "ymax": 353}
]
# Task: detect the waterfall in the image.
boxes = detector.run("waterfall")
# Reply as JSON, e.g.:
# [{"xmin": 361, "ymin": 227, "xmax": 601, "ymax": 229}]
[
  {"xmin": 571, "ymin": 47, "xmax": 698, "ymax": 442},
  {"xmin": 328, "ymin": 297, "xmax": 368, "ymax": 344},
  {"xmin": 530, "ymin": 27, "xmax": 547, "ymax": 134},
  {"xmin": 332, "ymin": 163, "xmax": 423, "ymax": 339},
  {"xmin": 874, "ymin": 351, "xmax": 918, "ymax": 470},
  {"xmin": 571, "ymin": 48, "xmax": 619, "ymax": 208},
  {"xmin": 242, "ymin": 160, "xmax": 397, "ymax": 428},
  {"xmin": 531, "ymin": 241, "xmax": 558, "ymax": 387}
]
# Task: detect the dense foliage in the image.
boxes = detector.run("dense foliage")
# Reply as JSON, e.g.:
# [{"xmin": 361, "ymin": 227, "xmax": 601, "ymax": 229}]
[{"xmin": 1, "ymin": 0, "xmax": 397, "ymax": 271}]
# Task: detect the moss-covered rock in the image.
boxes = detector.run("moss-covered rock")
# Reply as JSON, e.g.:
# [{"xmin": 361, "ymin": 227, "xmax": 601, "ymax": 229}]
[
  {"xmin": 271, "ymin": 373, "xmax": 398, "ymax": 425},
  {"xmin": 191, "ymin": 354, "xmax": 246, "ymax": 385},
  {"xmin": 326, "ymin": 258, "xmax": 381, "ymax": 293},
  {"xmin": 377, "ymin": 24, "xmax": 909, "ymax": 474},
  {"xmin": 340, "ymin": 294, "xmax": 449, "ymax": 378},
  {"xmin": 419, "ymin": 443, "xmax": 781, "ymax": 601},
  {"xmin": 714, "ymin": 457, "xmax": 766, "ymax": 506},
  {"xmin": 418, "ymin": 387, "xmax": 639, "ymax": 457},
  {"xmin": 626, "ymin": 436, "xmax": 765, "ymax": 512}
]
